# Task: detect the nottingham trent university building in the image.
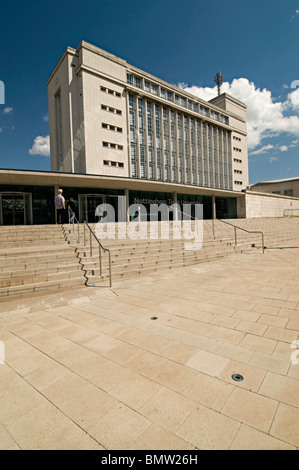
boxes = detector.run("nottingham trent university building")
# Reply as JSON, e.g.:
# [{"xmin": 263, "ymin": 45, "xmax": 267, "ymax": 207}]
[{"xmin": 0, "ymin": 41, "xmax": 249, "ymax": 225}]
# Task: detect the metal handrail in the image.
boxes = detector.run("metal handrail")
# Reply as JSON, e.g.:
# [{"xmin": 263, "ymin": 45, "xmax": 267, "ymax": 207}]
[
  {"xmin": 67, "ymin": 207, "xmax": 112, "ymax": 287},
  {"xmin": 216, "ymin": 218, "xmax": 265, "ymax": 253},
  {"xmin": 83, "ymin": 221, "xmax": 112, "ymax": 287}
]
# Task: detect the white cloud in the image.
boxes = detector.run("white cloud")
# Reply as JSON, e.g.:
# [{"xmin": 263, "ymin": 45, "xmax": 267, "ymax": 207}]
[
  {"xmin": 269, "ymin": 157, "xmax": 278, "ymax": 164},
  {"xmin": 29, "ymin": 135, "xmax": 50, "ymax": 157},
  {"xmin": 179, "ymin": 78, "xmax": 299, "ymax": 150},
  {"xmin": 3, "ymin": 107, "xmax": 13, "ymax": 114},
  {"xmin": 250, "ymin": 144, "xmax": 274, "ymax": 155},
  {"xmin": 291, "ymin": 9, "xmax": 299, "ymax": 20},
  {"xmin": 43, "ymin": 114, "xmax": 49, "ymax": 122},
  {"xmin": 280, "ymin": 145, "xmax": 288, "ymax": 152}
]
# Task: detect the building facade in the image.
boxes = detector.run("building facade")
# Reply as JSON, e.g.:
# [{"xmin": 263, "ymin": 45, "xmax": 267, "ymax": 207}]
[
  {"xmin": 0, "ymin": 41, "xmax": 253, "ymax": 226},
  {"xmin": 250, "ymin": 177, "xmax": 299, "ymax": 198},
  {"xmin": 47, "ymin": 41, "xmax": 249, "ymax": 192}
]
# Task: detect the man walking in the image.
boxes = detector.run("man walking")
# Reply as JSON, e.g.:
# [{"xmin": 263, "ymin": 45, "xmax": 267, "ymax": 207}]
[{"xmin": 55, "ymin": 189, "xmax": 65, "ymax": 224}]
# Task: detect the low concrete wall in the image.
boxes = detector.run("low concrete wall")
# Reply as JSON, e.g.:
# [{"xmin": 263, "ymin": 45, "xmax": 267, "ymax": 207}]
[{"xmin": 245, "ymin": 190, "xmax": 299, "ymax": 218}]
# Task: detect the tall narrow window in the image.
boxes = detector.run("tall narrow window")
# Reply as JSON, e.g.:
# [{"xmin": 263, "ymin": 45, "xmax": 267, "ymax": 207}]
[{"xmin": 129, "ymin": 94, "xmax": 137, "ymax": 178}]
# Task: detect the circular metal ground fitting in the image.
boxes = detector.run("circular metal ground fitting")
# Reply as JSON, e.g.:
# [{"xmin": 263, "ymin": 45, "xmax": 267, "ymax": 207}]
[
  {"xmin": 151, "ymin": 317, "xmax": 158, "ymax": 320},
  {"xmin": 232, "ymin": 373, "xmax": 244, "ymax": 382}
]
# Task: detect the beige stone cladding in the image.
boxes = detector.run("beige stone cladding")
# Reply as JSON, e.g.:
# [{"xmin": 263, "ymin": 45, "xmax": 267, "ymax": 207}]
[
  {"xmin": 210, "ymin": 94, "xmax": 248, "ymax": 191},
  {"xmin": 47, "ymin": 48, "xmax": 86, "ymax": 174},
  {"xmin": 81, "ymin": 71, "xmax": 128, "ymax": 176},
  {"xmin": 245, "ymin": 191, "xmax": 299, "ymax": 218}
]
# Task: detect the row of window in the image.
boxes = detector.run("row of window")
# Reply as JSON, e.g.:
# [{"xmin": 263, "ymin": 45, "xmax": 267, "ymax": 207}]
[
  {"xmin": 103, "ymin": 141, "xmax": 123, "ymax": 150},
  {"xmin": 102, "ymin": 123, "xmax": 122, "ymax": 133},
  {"xmin": 101, "ymin": 104, "xmax": 122, "ymax": 115},
  {"xmin": 234, "ymin": 169, "xmax": 243, "ymax": 174},
  {"xmin": 233, "ymin": 147, "xmax": 242, "ymax": 152},
  {"xmin": 234, "ymin": 181, "xmax": 243, "ymax": 185},
  {"xmin": 100, "ymin": 86, "xmax": 121, "ymax": 98},
  {"xmin": 128, "ymin": 93, "xmax": 232, "ymax": 190},
  {"xmin": 233, "ymin": 136, "xmax": 242, "ymax": 142},
  {"xmin": 126, "ymin": 73, "xmax": 229, "ymax": 126},
  {"xmin": 234, "ymin": 158, "xmax": 242, "ymax": 163},
  {"xmin": 103, "ymin": 160, "xmax": 124, "ymax": 168}
]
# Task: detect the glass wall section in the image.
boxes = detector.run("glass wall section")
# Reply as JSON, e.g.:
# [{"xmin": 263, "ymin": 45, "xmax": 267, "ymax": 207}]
[
  {"xmin": 202, "ymin": 123, "xmax": 207, "ymax": 186},
  {"xmin": 215, "ymin": 197, "xmax": 237, "ymax": 219},
  {"xmin": 196, "ymin": 121, "xmax": 202, "ymax": 186},
  {"xmin": 155, "ymin": 104, "xmax": 162, "ymax": 181},
  {"xmin": 207, "ymin": 124, "xmax": 213, "ymax": 187},
  {"xmin": 147, "ymin": 102, "xmax": 154, "ymax": 180},
  {"xmin": 129, "ymin": 94, "xmax": 137, "ymax": 178},
  {"xmin": 138, "ymin": 98, "xmax": 146, "ymax": 178},
  {"xmin": 184, "ymin": 116, "xmax": 190, "ymax": 184},
  {"xmin": 213, "ymin": 126, "xmax": 217, "ymax": 188},
  {"xmin": 190, "ymin": 119, "xmax": 196, "ymax": 185},
  {"xmin": 129, "ymin": 190, "xmax": 174, "ymax": 221},
  {"xmin": 177, "ymin": 193, "xmax": 212, "ymax": 220},
  {"xmin": 163, "ymin": 108, "xmax": 170, "ymax": 181},
  {"xmin": 177, "ymin": 114, "xmax": 184, "ymax": 184},
  {"xmin": 0, "ymin": 185, "xmax": 55, "ymax": 224},
  {"xmin": 170, "ymin": 110, "xmax": 177, "ymax": 183}
]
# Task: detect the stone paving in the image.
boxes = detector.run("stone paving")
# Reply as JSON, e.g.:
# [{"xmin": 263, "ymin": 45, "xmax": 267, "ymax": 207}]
[{"xmin": 0, "ymin": 243, "xmax": 299, "ymax": 450}]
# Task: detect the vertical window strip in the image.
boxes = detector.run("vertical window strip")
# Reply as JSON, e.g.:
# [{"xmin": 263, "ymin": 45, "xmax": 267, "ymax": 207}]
[
  {"xmin": 177, "ymin": 114, "xmax": 183, "ymax": 184},
  {"xmin": 129, "ymin": 94, "xmax": 137, "ymax": 178},
  {"xmin": 196, "ymin": 121, "xmax": 202, "ymax": 185},
  {"xmin": 202, "ymin": 123, "xmax": 207, "ymax": 186},
  {"xmin": 184, "ymin": 116, "xmax": 190, "ymax": 184},
  {"xmin": 163, "ymin": 108, "xmax": 170, "ymax": 181},
  {"xmin": 155, "ymin": 104, "xmax": 162, "ymax": 181},
  {"xmin": 190, "ymin": 119, "xmax": 196, "ymax": 185},
  {"xmin": 138, "ymin": 98, "xmax": 146, "ymax": 178},
  {"xmin": 213, "ymin": 127, "xmax": 217, "ymax": 188}
]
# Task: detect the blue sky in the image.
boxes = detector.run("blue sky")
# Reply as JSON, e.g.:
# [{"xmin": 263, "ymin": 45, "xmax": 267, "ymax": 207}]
[{"xmin": 0, "ymin": 0, "xmax": 299, "ymax": 184}]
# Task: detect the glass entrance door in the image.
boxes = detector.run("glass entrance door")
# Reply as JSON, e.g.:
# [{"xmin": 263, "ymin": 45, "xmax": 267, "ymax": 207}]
[{"xmin": 0, "ymin": 193, "xmax": 32, "ymax": 225}]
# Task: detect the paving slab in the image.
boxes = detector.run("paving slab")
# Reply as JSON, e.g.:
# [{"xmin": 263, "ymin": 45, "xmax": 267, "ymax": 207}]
[{"xmin": 0, "ymin": 245, "xmax": 298, "ymax": 450}]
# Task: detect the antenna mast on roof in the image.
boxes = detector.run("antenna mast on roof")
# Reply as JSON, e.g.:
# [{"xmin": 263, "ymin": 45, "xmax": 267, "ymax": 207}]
[{"xmin": 214, "ymin": 71, "xmax": 223, "ymax": 96}]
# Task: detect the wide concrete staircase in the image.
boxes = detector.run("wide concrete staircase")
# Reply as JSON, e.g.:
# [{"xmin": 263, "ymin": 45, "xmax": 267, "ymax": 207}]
[
  {"xmin": 0, "ymin": 225, "xmax": 86, "ymax": 299},
  {"xmin": 0, "ymin": 217, "xmax": 298, "ymax": 298}
]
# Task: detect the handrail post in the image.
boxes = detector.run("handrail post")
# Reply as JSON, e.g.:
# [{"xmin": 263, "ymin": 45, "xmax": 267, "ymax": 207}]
[
  {"xmin": 108, "ymin": 251, "xmax": 112, "ymax": 287},
  {"xmin": 99, "ymin": 245, "xmax": 102, "ymax": 276},
  {"xmin": 234, "ymin": 226, "xmax": 237, "ymax": 247},
  {"xmin": 77, "ymin": 221, "xmax": 80, "ymax": 244},
  {"xmin": 90, "ymin": 230, "xmax": 92, "ymax": 257},
  {"xmin": 84, "ymin": 223, "xmax": 86, "ymax": 246},
  {"xmin": 262, "ymin": 233, "xmax": 265, "ymax": 253}
]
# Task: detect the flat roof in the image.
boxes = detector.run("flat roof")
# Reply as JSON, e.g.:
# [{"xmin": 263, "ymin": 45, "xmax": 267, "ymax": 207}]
[
  {"xmin": 0, "ymin": 169, "xmax": 244, "ymax": 198},
  {"xmin": 251, "ymin": 177, "xmax": 299, "ymax": 185}
]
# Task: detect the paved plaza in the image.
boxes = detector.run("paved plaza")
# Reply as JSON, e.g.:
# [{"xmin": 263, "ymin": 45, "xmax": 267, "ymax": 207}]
[{"xmin": 0, "ymin": 243, "xmax": 299, "ymax": 450}]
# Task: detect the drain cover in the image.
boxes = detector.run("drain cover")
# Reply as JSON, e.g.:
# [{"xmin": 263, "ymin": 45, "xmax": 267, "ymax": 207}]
[
  {"xmin": 151, "ymin": 316, "xmax": 158, "ymax": 320},
  {"xmin": 232, "ymin": 373, "xmax": 244, "ymax": 382}
]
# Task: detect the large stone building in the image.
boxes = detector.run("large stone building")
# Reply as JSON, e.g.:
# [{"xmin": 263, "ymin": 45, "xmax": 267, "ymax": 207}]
[
  {"xmin": 47, "ymin": 41, "xmax": 248, "ymax": 192},
  {"xmin": 2, "ymin": 41, "xmax": 298, "ymax": 225}
]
